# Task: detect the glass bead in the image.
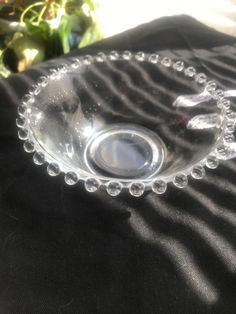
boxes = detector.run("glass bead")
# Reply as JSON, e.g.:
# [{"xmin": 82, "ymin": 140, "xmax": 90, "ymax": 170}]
[
  {"xmin": 173, "ymin": 61, "xmax": 184, "ymax": 71},
  {"xmin": 161, "ymin": 57, "xmax": 172, "ymax": 67},
  {"xmin": 16, "ymin": 116, "xmax": 25, "ymax": 128},
  {"xmin": 224, "ymin": 133, "xmax": 235, "ymax": 143},
  {"xmin": 71, "ymin": 58, "xmax": 81, "ymax": 68},
  {"xmin": 18, "ymin": 128, "xmax": 28, "ymax": 140},
  {"xmin": 122, "ymin": 50, "xmax": 132, "ymax": 60},
  {"xmin": 226, "ymin": 122, "xmax": 236, "ymax": 133},
  {"xmin": 216, "ymin": 145, "xmax": 229, "ymax": 158},
  {"xmin": 38, "ymin": 76, "xmax": 48, "ymax": 87},
  {"xmin": 148, "ymin": 54, "xmax": 159, "ymax": 64},
  {"xmin": 174, "ymin": 174, "xmax": 188, "ymax": 188},
  {"xmin": 226, "ymin": 110, "xmax": 236, "ymax": 120},
  {"xmin": 195, "ymin": 73, "xmax": 207, "ymax": 84},
  {"xmin": 60, "ymin": 64, "xmax": 68, "ymax": 73},
  {"xmin": 206, "ymin": 156, "xmax": 219, "ymax": 169},
  {"xmin": 191, "ymin": 166, "xmax": 205, "ymax": 180},
  {"xmin": 83, "ymin": 55, "xmax": 93, "ymax": 65},
  {"xmin": 206, "ymin": 80, "xmax": 217, "ymax": 93},
  {"xmin": 212, "ymin": 89, "xmax": 224, "ymax": 100},
  {"xmin": 109, "ymin": 51, "xmax": 119, "ymax": 60},
  {"xmin": 18, "ymin": 105, "xmax": 27, "ymax": 116},
  {"xmin": 50, "ymin": 69, "xmax": 60, "ymax": 80},
  {"xmin": 129, "ymin": 182, "xmax": 145, "ymax": 197},
  {"xmin": 85, "ymin": 178, "xmax": 100, "ymax": 192},
  {"xmin": 22, "ymin": 94, "xmax": 34, "ymax": 105},
  {"xmin": 152, "ymin": 180, "xmax": 167, "ymax": 194},
  {"xmin": 106, "ymin": 181, "xmax": 123, "ymax": 196},
  {"xmin": 135, "ymin": 51, "xmax": 145, "ymax": 61},
  {"xmin": 184, "ymin": 66, "xmax": 196, "ymax": 77},
  {"xmin": 65, "ymin": 171, "xmax": 78, "ymax": 185},
  {"xmin": 23, "ymin": 140, "xmax": 35, "ymax": 153},
  {"xmin": 47, "ymin": 163, "xmax": 60, "ymax": 176},
  {"xmin": 221, "ymin": 99, "xmax": 231, "ymax": 109},
  {"xmin": 33, "ymin": 151, "xmax": 45, "ymax": 165},
  {"xmin": 96, "ymin": 52, "xmax": 106, "ymax": 62}
]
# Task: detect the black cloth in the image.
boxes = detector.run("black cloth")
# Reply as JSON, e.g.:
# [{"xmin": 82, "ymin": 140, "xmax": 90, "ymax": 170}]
[{"xmin": 0, "ymin": 15, "xmax": 236, "ymax": 314}]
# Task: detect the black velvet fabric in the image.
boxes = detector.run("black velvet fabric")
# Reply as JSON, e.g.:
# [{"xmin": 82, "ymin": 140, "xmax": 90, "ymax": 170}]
[{"xmin": 0, "ymin": 15, "xmax": 236, "ymax": 313}]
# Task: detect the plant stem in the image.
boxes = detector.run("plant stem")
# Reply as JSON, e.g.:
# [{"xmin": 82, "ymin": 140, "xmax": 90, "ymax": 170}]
[
  {"xmin": 20, "ymin": 2, "xmax": 45, "ymax": 23},
  {"xmin": 38, "ymin": 5, "xmax": 47, "ymax": 23},
  {"xmin": 30, "ymin": 15, "xmax": 38, "ymax": 23}
]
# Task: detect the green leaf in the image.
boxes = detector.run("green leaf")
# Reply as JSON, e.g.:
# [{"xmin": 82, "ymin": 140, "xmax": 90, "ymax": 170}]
[
  {"xmin": 25, "ymin": 20, "xmax": 51, "ymax": 41},
  {"xmin": 79, "ymin": 23, "xmax": 102, "ymax": 48},
  {"xmin": 57, "ymin": 15, "xmax": 72, "ymax": 54}
]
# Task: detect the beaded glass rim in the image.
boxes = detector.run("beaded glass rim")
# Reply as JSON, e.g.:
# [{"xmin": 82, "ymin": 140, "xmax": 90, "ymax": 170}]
[{"xmin": 16, "ymin": 51, "xmax": 236, "ymax": 197}]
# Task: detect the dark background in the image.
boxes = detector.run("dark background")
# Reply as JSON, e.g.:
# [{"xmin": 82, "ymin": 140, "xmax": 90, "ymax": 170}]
[{"xmin": 0, "ymin": 15, "xmax": 236, "ymax": 313}]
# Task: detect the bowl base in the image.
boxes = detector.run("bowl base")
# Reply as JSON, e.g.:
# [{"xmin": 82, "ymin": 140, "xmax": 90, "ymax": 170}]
[{"xmin": 85, "ymin": 124, "xmax": 166, "ymax": 180}]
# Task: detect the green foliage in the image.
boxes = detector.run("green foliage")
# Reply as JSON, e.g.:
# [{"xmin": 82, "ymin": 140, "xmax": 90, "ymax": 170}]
[
  {"xmin": 57, "ymin": 14, "xmax": 72, "ymax": 54},
  {"xmin": 24, "ymin": 20, "xmax": 62, "ymax": 58},
  {"xmin": 0, "ymin": 0, "xmax": 103, "ymax": 77},
  {"xmin": 25, "ymin": 20, "xmax": 51, "ymax": 41},
  {"xmin": 79, "ymin": 23, "xmax": 102, "ymax": 48}
]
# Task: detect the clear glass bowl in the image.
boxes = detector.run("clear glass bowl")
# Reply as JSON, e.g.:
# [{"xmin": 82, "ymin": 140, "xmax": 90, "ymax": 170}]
[{"xmin": 16, "ymin": 51, "xmax": 236, "ymax": 197}]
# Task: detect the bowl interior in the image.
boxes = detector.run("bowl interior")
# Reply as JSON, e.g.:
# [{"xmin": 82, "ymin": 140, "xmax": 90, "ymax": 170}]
[{"xmin": 27, "ymin": 57, "xmax": 222, "ymax": 182}]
